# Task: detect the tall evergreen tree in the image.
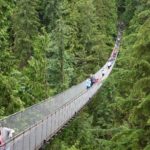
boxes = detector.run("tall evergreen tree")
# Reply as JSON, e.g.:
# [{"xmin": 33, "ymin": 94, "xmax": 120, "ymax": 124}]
[
  {"xmin": 0, "ymin": 0, "xmax": 15, "ymax": 74},
  {"xmin": 12, "ymin": 0, "xmax": 40, "ymax": 68},
  {"xmin": 41, "ymin": 0, "xmax": 59, "ymax": 31},
  {"xmin": 47, "ymin": 0, "xmax": 75, "ymax": 91}
]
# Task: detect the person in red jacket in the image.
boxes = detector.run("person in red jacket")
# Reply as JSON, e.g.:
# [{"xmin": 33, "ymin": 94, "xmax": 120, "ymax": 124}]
[{"xmin": 0, "ymin": 130, "xmax": 5, "ymax": 150}]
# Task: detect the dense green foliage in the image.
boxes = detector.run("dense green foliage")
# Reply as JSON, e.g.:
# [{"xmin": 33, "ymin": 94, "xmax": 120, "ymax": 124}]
[
  {"xmin": 45, "ymin": 0, "xmax": 150, "ymax": 150},
  {"xmin": 0, "ymin": 0, "xmax": 149, "ymax": 149}
]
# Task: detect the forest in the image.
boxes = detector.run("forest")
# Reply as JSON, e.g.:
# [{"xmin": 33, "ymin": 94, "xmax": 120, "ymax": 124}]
[{"xmin": 0, "ymin": 0, "xmax": 150, "ymax": 150}]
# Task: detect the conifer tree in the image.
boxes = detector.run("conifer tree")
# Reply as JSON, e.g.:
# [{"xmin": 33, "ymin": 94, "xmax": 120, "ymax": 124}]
[
  {"xmin": 12, "ymin": 0, "xmax": 40, "ymax": 68},
  {"xmin": 47, "ymin": 0, "xmax": 75, "ymax": 91},
  {"xmin": 41, "ymin": 0, "xmax": 59, "ymax": 30},
  {"xmin": 0, "ymin": 0, "xmax": 15, "ymax": 73}
]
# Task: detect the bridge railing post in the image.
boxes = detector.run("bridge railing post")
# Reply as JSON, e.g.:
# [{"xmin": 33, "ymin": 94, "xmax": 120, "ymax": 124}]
[
  {"xmin": 47, "ymin": 114, "xmax": 52, "ymax": 139},
  {"xmin": 29, "ymin": 125, "xmax": 36, "ymax": 150},
  {"xmin": 55, "ymin": 109, "xmax": 59, "ymax": 131}
]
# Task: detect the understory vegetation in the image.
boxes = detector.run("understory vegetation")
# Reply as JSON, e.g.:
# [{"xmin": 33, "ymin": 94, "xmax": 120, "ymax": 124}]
[{"xmin": 0, "ymin": 0, "xmax": 150, "ymax": 149}]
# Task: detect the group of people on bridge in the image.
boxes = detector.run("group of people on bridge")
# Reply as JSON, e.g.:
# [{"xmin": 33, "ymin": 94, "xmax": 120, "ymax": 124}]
[
  {"xmin": 86, "ymin": 38, "xmax": 120, "ymax": 90},
  {"xmin": 86, "ymin": 74, "xmax": 99, "ymax": 89}
]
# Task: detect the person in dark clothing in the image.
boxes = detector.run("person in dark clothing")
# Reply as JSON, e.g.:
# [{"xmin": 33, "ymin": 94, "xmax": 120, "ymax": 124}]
[
  {"xmin": 102, "ymin": 69, "xmax": 105, "ymax": 77},
  {"xmin": 90, "ymin": 74, "xmax": 96, "ymax": 86}
]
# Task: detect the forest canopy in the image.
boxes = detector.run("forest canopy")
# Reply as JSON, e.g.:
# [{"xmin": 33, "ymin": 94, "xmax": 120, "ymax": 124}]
[{"xmin": 0, "ymin": 0, "xmax": 150, "ymax": 149}]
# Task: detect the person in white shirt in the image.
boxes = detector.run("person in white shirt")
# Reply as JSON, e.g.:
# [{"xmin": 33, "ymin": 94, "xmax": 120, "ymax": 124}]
[
  {"xmin": 0, "ymin": 124, "xmax": 15, "ymax": 150},
  {"xmin": 0, "ymin": 127, "xmax": 15, "ymax": 141},
  {"xmin": 118, "ymin": 37, "xmax": 121, "ymax": 41}
]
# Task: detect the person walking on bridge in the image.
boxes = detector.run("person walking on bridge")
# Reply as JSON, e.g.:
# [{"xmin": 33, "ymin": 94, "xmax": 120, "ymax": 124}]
[
  {"xmin": 102, "ymin": 68, "xmax": 105, "ymax": 77},
  {"xmin": 0, "ymin": 130, "xmax": 5, "ymax": 150},
  {"xmin": 90, "ymin": 74, "xmax": 96, "ymax": 87},
  {"xmin": 0, "ymin": 124, "xmax": 15, "ymax": 150},
  {"xmin": 86, "ymin": 78, "xmax": 91, "ymax": 89},
  {"xmin": 107, "ymin": 59, "xmax": 113, "ymax": 69}
]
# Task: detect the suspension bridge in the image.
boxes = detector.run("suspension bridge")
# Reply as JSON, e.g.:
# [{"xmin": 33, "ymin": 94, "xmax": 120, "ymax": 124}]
[{"xmin": 0, "ymin": 30, "xmax": 123, "ymax": 150}]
